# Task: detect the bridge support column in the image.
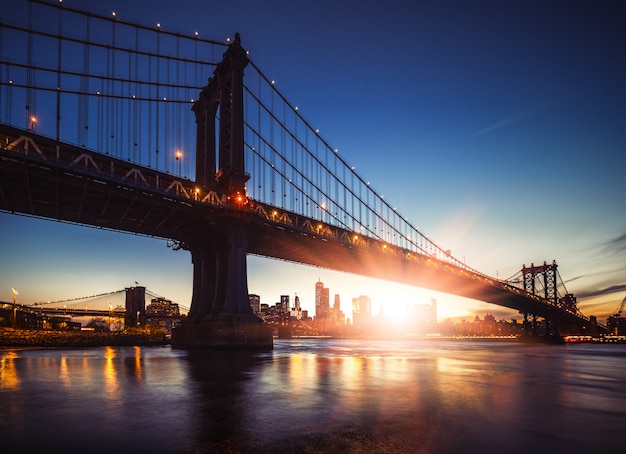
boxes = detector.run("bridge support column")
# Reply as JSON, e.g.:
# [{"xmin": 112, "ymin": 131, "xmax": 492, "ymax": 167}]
[{"xmin": 172, "ymin": 216, "xmax": 273, "ymax": 349}]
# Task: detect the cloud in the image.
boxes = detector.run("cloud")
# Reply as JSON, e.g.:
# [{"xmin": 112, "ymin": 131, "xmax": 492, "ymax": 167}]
[
  {"xmin": 471, "ymin": 110, "xmax": 532, "ymax": 137},
  {"xmin": 576, "ymin": 284, "xmax": 626, "ymax": 299},
  {"xmin": 603, "ymin": 232, "xmax": 626, "ymax": 254}
]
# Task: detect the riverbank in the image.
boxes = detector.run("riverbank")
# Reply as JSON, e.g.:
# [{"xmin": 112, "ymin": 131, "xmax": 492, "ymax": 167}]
[{"xmin": 0, "ymin": 328, "xmax": 168, "ymax": 347}]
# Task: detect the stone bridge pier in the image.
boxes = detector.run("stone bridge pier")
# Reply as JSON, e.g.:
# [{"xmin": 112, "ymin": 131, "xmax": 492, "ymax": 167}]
[{"xmin": 171, "ymin": 214, "xmax": 273, "ymax": 349}]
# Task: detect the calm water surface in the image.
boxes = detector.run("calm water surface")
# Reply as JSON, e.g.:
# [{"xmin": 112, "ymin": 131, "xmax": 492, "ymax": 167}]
[{"xmin": 1, "ymin": 339, "xmax": 625, "ymax": 453}]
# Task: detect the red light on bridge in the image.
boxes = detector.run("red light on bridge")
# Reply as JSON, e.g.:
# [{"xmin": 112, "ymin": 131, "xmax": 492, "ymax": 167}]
[{"xmin": 231, "ymin": 192, "xmax": 247, "ymax": 205}]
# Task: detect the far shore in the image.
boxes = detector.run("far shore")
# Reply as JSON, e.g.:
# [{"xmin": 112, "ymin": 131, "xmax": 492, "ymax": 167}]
[{"xmin": 0, "ymin": 328, "xmax": 167, "ymax": 347}]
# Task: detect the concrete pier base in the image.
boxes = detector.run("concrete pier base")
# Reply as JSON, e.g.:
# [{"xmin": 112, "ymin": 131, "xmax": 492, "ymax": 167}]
[{"xmin": 171, "ymin": 314, "xmax": 273, "ymax": 349}]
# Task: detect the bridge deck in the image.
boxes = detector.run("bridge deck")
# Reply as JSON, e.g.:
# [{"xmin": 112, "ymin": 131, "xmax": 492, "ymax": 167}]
[{"xmin": 0, "ymin": 124, "xmax": 591, "ymax": 328}]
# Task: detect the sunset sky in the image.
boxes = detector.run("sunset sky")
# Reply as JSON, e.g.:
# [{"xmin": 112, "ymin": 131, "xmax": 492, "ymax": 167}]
[{"xmin": 1, "ymin": 0, "xmax": 625, "ymax": 324}]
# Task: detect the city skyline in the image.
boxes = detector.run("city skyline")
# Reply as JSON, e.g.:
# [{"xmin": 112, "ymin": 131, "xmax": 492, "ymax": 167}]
[{"xmin": 1, "ymin": 0, "xmax": 625, "ymax": 324}]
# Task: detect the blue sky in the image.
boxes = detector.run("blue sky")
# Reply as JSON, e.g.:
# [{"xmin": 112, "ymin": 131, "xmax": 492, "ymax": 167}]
[{"xmin": 1, "ymin": 0, "xmax": 625, "ymax": 323}]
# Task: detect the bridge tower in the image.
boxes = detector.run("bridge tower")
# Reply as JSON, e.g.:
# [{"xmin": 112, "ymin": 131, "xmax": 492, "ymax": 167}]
[
  {"xmin": 171, "ymin": 34, "xmax": 273, "ymax": 349},
  {"xmin": 125, "ymin": 286, "xmax": 146, "ymax": 329},
  {"xmin": 521, "ymin": 261, "xmax": 560, "ymax": 338}
]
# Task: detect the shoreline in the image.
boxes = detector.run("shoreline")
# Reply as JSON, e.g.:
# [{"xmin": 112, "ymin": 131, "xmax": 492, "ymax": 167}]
[{"xmin": 0, "ymin": 328, "xmax": 167, "ymax": 347}]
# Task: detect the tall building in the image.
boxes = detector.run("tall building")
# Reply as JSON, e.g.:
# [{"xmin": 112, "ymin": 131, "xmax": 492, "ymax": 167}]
[
  {"xmin": 294, "ymin": 294, "xmax": 301, "ymax": 310},
  {"xmin": 410, "ymin": 298, "xmax": 438, "ymax": 333},
  {"xmin": 352, "ymin": 295, "xmax": 371, "ymax": 326},
  {"xmin": 315, "ymin": 279, "xmax": 330, "ymax": 320},
  {"xmin": 280, "ymin": 295, "xmax": 290, "ymax": 314},
  {"xmin": 249, "ymin": 294, "xmax": 261, "ymax": 314},
  {"xmin": 430, "ymin": 298, "xmax": 438, "ymax": 324},
  {"xmin": 332, "ymin": 294, "xmax": 344, "ymax": 324},
  {"xmin": 291, "ymin": 294, "xmax": 303, "ymax": 320}
]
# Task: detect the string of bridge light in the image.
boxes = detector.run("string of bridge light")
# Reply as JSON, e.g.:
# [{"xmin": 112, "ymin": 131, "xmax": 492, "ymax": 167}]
[
  {"xmin": 245, "ymin": 60, "xmax": 476, "ymax": 269},
  {"xmin": 31, "ymin": 289, "xmax": 127, "ymax": 307}
]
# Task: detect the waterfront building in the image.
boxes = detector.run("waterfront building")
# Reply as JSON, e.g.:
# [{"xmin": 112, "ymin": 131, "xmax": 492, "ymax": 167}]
[
  {"xmin": 352, "ymin": 295, "xmax": 372, "ymax": 327},
  {"xmin": 249, "ymin": 294, "xmax": 261, "ymax": 314},
  {"xmin": 291, "ymin": 295, "xmax": 303, "ymax": 320},
  {"xmin": 146, "ymin": 297, "xmax": 181, "ymax": 334},
  {"xmin": 315, "ymin": 280, "xmax": 331, "ymax": 320}
]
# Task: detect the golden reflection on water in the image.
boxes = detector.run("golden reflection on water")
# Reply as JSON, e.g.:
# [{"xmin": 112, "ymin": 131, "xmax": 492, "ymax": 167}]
[
  {"xmin": 104, "ymin": 346, "xmax": 119, "ymax": 396},
  {"xmin": 0, "ymin": 351, "xmax": 20, "ymax": 389},
  {"xmin": 133, "ymin": 346, "xmax": 143, "ymax": 381},
  {"xmin": 59, "ymin": 355, "xmax": 71, "ymax": 388}
]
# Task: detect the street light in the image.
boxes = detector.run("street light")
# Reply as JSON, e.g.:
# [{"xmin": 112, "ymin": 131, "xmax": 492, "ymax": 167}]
[
  {"xmin": 30, "ymin": 116, "xmax": 37, "ymax": 133},
  {"xmin": 175, "ymin": 149, "xmax": 182, "ymax": 177},
  {"xmin": 11, "ymin": 288, "xmax": 18, "ymax": 329}
]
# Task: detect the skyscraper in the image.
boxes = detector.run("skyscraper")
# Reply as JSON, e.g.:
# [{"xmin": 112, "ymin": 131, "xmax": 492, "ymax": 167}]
[
  {"xmin": 315, "ymin": 279, "xmax": 330, "ymax": 320},
  {"xmin": 249, "ymin": 294, "xmax": 261, "ymax": 314},
  {"xmin": 352, "ymin": 295, "xmax": 371, "ymax": 326}
]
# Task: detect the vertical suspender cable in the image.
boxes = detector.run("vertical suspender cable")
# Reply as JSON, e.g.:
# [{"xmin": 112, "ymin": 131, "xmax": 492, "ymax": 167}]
[
  {"xmin": 164, "ymin": 53, "xmax": 170, "ymax": 174},
  {"xmin": 134, "ymin": 25, "xmax": 140, "ymax": 164},
  {"xmin": 148, "ymin": 50, "xmax": 152, "ymax": 168},
  {"xmin": 105, "ymin": 46, "xmax": 111, "ymax": 154},
  {"xmin": 257, "ymin": 83, "xmax": 261, "ymax": 199},
  {"xmin": 55, "ymin": 4, "xmax": 62, "ymax": 142},
  {"xmin": 126, "ymin": 45, "xmax": 131, "ymax": 161},
  {"xmin": 26, "ymin": 0, "xmax": 33, "ymax": 130},
  {"xmin": 155, "ymin": 25, "xmax": 160, "ymax": 170},
  {"xmin": 77, "ymin": 11, "xmax": 83, "ymax": 145},
  {"xmin": 82, "ymin": 15, "xmax": 90, "ymax": 148},
  {"xmin": 111, "ymin": 17, "xmax": 117, "ymax": 157}
]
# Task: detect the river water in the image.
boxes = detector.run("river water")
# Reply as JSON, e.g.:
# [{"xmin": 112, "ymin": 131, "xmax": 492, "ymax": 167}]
[{"xmin": 1, "ymin": 339, "xmax": 625, "ymax": 453}]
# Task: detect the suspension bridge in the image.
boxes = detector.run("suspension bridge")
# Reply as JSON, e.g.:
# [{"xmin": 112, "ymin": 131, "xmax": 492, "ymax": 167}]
[
  {"xmin": 1, "ymin": 286, "xmax": 187, "ymax": 328},
  {"xmin": 0, "ymin": 1, "xmax": 602, "ymax": 347}
]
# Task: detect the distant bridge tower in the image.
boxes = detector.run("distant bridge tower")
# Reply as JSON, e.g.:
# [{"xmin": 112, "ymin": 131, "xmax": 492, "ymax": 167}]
[
  {"xmin": 521, "ymin": 261, "xmax": 559, "ymax": 338},
  {"xmin": 171, "ymin": 34, "xmax": 272, "ymax": 349},
  {"xmin": 522, "ymin": 260, "xmax": 558, "ymax": 305},
  {"xmin": 125, "ymin": 286, "xmax": 146, "ymax": 329}
]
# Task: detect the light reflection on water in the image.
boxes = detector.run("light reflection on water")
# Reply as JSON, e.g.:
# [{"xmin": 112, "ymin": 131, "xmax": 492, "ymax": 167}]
[{"xmin": 1, "ymin": 339, "xmax": 625, "ymax": 453}]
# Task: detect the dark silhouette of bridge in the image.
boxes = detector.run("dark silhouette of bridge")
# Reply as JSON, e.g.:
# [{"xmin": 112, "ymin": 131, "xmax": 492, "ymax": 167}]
[{"xmin": 0, "ymin": 1, "xmax": 601, "ymax": 347}]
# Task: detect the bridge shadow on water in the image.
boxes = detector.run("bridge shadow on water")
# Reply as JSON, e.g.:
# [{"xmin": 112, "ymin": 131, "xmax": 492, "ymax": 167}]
[
  {"xmin": 182, "ymin": 349, "xmax": 270, "ymax": 453},
  {"xmin": 180, "ymin": 348, "xmax": 426, "ymax": 454}
]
